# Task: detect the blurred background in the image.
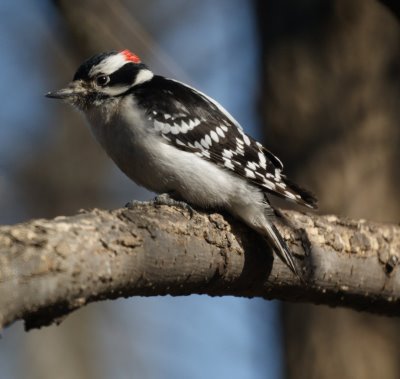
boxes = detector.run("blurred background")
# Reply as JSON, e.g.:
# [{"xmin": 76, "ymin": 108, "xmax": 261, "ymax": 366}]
[{"xmin": 0, "ymin": 0, "xmax": 399, "ymax": 378}]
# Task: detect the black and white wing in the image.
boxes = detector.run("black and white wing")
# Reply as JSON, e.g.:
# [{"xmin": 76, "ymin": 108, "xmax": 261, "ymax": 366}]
[{"xmin": 134, "ymin": 76, "xmax": 317, "ymax": 208}]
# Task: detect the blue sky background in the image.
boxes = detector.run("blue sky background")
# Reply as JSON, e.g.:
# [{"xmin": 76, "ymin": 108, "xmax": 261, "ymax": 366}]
[{"xmin": 0, "ymin": 1, "xmax": 283, "ymax": 378}]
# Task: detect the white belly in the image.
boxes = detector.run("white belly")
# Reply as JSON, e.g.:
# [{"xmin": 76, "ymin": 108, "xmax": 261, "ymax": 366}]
[{"xmin": 85, "ymin": 96, "xmax": 265, "ymax": 211}]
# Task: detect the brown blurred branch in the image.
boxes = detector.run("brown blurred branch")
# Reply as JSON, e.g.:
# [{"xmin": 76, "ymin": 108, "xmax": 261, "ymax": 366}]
[
  {"xmin": 378, "ymin": 0, "xmax": 400, "ymax": 21},
  {"xmin": 1, "ymin": 203, "xmax": 400, "ymax": 331},
  {"xmin": 53, "ymin": 0, "xmax": 190, "ymax": 80}
]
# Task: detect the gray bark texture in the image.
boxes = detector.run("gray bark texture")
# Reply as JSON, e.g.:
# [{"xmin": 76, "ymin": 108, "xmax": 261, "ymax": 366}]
[{"xmin": 1, "ymin": 203, "xmax": 399, "ymax": 331}]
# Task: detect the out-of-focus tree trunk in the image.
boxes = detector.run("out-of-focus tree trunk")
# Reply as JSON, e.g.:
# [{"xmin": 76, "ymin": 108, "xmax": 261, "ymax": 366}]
[
  {"xmin": 379, "ymin": 0, "xmax": 400, "ymax": 20},
  {"xmin": 9, "ymin": 13, "xmax": 111, "ymax": 379},
  {"xmin": 10, "ymin": 2, "xmax": 151, "ymax": 378},
  {"xmin": 12, "ymin": 2, "xmax": 202, "ymax": 378},
  {"xmin": 256, "ymin": 0, "xmax": 400, "ymax": 378}
]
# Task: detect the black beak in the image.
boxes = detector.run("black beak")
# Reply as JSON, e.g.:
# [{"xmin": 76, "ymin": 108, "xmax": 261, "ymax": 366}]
[
  {"xmin": 46, "ymin": 89, "xmax": 71, "ymax": 99},
  {"xmin": 45, "ymin": 81, "xmax": 82, "ymax": 99}
]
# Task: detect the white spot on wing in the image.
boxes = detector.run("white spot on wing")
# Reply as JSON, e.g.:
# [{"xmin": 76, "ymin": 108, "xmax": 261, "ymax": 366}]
[
  {"xmin": 247, "ymin": 161, "xmax": 257, "ymax": 170},
  {"xmin": 245, "ymin": 168, "xmax": 256, "ymax": 179},
  {"xmin": 223, "ymin": 158, "xmax": 235, "ymax": 170},
  {"xmin": 201, "ymin": 138, "xmax": 209, "ymax": 149},
  {"xmin": 222, "ymin": 149, "xmax": 233, "ymax": 158},
  {"xmin": 236, "ymin": 146, "xmax": 245, "ymax": 156},
  {"xmin": 236, "ymin": 137, "xmax": 244, "ymax": 146},
  {"xmin": 154, "ymin": 120, "xmax": 164, "ymax": 132},
  {"xmin": 180, "ymin": 121, "xmax": 189, "ymax": 133},
  {"xmin": 162, "ymin": 123, "xmax": 171, "ymax": 134},
  {"xmin": 170, "ymin": 125, "xmax": 179, "ymax": 135},
  {"xmin": 284, "ymin": 190, "xmax": 296, "ymax": 200},
  {"xmin": 243, "ymin": 134, "xmax": 251, "ymax": 146},
  {"xmin": 263, "ymin": 179, "xmax": 276, "ymax": 190},
  {"xmin": 258, "ymin": 152, "xmax": 267, "ymax": 169},
  {"xmin": 216, "ymin": 127, "xmax": 225, "ymax": 138},
  {"xmin": 202, "ymin": 150, "xmax": 211, "ymax": 158},
  {"xmin": 210, "ymin": 130, "xmax": 219, "ymax": 143},
  {"xmin": 188, "ymin": 119, "xmax": 200, "ymax": 130}
]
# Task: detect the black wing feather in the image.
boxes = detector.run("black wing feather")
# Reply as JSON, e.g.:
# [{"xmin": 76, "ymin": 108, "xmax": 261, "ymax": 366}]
[{"xmin": 133, "ymin": 76, "xmax": 317, "ymax": 209}]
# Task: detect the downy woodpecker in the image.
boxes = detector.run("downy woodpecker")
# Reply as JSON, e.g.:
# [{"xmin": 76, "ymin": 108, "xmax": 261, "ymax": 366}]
[{"xmin": 46, "ymin": 49, "xmax": 317, "ymax": 277}]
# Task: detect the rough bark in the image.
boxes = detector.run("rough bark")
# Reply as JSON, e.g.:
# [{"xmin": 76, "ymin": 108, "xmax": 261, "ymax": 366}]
[{"xmin": 1, "ymin": 202, "xmax": 399, "ymax": 331}]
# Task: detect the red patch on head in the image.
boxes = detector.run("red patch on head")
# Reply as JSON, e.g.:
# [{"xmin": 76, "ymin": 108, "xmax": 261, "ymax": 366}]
[{"xmin": 121, "ymin": 49, "xmax": 141, "ymax": 63}]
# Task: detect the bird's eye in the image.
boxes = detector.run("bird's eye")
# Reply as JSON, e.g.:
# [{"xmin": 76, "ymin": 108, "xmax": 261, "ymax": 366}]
[{"xmin": 95, "ymin": 75, "xmax": 110, "ymax": 87}]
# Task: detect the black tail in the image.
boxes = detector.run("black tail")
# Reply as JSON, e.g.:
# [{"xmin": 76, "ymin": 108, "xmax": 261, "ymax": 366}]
[
  {"xmin": 284, "ymin": 178, "xmax": 318, "ymax": 209},
  {"xmin": 262, "ymin": 222, "xmax": 303, "ymax": 280}
]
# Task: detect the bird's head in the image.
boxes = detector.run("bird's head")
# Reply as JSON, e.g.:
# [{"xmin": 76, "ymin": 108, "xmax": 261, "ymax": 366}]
[{"xmin": 46, "ymin": 50, "xmax": 153, "ymax": 110}]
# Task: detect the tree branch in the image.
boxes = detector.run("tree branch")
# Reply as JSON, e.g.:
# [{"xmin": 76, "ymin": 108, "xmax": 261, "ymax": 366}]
[{"xmin": 1, "ymin": 203, "xmax": 399, "ymax": 330}]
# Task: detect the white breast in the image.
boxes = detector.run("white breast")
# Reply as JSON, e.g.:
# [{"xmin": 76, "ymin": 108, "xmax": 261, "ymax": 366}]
[{"xmin": 84, "ymin": 96, "xmax": 264, "ymax": 211}]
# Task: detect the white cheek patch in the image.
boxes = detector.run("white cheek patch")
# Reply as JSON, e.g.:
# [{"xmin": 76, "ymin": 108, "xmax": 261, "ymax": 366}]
[{"xmin": 99, "ymin": 85, "xmax": 132, "ymax": 97}]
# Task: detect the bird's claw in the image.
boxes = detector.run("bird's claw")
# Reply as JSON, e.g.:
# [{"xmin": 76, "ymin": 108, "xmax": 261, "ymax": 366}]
[
  {"xmin": 125, "ymin": 200, "xmax": 148, "ymax": 209},
  {"xmin": 153, "ymin": 193, "xmax": 195, "ymax": 218}
]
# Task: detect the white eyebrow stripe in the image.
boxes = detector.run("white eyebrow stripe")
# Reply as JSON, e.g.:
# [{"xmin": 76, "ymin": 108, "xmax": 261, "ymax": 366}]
[{"xmin": 89, "ymin": 54, "xmax": 127, "ymax": 77}]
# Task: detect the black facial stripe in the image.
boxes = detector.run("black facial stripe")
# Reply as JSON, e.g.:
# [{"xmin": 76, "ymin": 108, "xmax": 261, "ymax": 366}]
[
  {"xmin": 73, "ymin": 51, "xmax": 117, "ymax": 81},
  {"xmin": 108, "ymin": 63, "xmax": 140, "ymax": 87}
]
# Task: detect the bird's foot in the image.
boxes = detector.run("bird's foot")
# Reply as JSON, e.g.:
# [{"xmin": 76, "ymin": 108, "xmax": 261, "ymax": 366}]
[
  {"xmin": 125, "ymin": 199, "xmax": 150, "ymax": 209},
  {"xmin": 153, "ymin": 193, "xmax": 195, "ymax": 218}
]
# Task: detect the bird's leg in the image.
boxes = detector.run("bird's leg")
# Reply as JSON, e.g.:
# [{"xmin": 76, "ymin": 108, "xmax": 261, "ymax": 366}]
[
  {"xmin": 125, "ymin": 193, "xmax": 195, "ymax": 217},
  {"xmin": 153, "ymin": 192, "xmax": 195, "ymax": 217},
  {"xmin": 125, "ymin": 199, "xmax": 152, "ymax": 209}
]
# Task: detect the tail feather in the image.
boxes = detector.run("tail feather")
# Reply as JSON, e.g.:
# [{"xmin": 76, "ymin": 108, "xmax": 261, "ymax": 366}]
[
  {"xmin": 263, "ymin": 222, "xmax": 302, "ymax": 279},
  {"xmin": 283, "ymin": 178, "xmax": 318, "ymax": 209}
]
